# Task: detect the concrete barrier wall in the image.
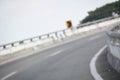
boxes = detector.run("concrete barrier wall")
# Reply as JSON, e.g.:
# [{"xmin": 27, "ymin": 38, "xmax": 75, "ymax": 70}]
[
  {"xmin": 106, "ymin": 17, "xmax": 120, "ymax": 73},
  {"xmin": 0, "ymin": 38, "xmax": 53, "ymax": 56},
  {"xmin": 107, "ymin": 43, "xmax": 120, "ymax": 73},
  {"xmin": 107, "ymin": 46, "xmax": 120, "ymax": 73}
]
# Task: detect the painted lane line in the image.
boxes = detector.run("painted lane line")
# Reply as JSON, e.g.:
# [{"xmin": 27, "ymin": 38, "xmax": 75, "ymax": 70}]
[
  {"xmin": 50, "ymin": 50, "xmax": 62, "ymax": 57},
  {"xmin": 1, "ymin": 71, "xmax": 17, "ymax": 80},
  {"xmin": 90, "ymin": 45, "xmax": 107, "ymax": 80},
  {"xmin": 89, "ymin": 35, "xmax": 101, "ymax": 41}
]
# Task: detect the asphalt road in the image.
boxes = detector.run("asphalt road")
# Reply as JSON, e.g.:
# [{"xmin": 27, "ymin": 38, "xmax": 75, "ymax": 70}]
[{"xmin": 0, "ymin": 31, "xmax": 108, "ymax": 80}]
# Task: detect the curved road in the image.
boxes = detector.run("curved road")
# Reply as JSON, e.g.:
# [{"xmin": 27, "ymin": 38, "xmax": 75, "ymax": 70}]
[{"xmin": 0, "ymin": 31, "xmax": 107, "ymax": 80}]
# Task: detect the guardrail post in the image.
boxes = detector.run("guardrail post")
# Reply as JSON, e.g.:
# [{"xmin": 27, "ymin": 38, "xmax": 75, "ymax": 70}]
[
  {"xmin": 11, "ymin": 43, "xmax": 14, "ymax": 47},
  {"xmin": 30, "ymin": 39, "xmax": 33, "ymax": 42},
  {"xmin": 19, "ymin": 41, "xmax": 24, "ymax": 44},
  {"xmin": 3, "ymin": 45, "xmax": 6, "ymax": 49},
  {"xmin": 55, "ymin": 32, "xmax": 58, "ymax": 39},
  {"xmin": 47, "ymin": 34, "xmax": 49, "ymax": 38},
  {"xmin": 63, "ymin": 30, "xmax": 66, "ymax": 37},
  {"xmin": 39, "ymin": 36, "xmax": 41, "ymax": 40}
]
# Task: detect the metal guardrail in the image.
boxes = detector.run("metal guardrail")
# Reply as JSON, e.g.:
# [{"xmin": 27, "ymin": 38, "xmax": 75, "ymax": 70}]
[
  {"xmin": 0, "ymin": 28, "xmax": 72, "ymax": 50},
  {"xmin": 0, "ymin": 15, "xmax": 120, "ymax": 50}
]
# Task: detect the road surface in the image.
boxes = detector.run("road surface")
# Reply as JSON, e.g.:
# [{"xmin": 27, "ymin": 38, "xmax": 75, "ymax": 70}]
[{"xmin": 0, "ymin": 31, "xmax": 108, "ymax": 80}]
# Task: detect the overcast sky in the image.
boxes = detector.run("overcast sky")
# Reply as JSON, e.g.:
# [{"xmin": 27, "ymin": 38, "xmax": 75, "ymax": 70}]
[{"xmin": 0, "ymin": 0, "xmax": 117, "ymax": 45}]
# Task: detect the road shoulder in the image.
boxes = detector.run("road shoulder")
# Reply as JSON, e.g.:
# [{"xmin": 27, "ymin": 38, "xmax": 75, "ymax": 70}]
[{"xmin": 95, "ymin": 46, "xmax": 120, "ymax": 80}]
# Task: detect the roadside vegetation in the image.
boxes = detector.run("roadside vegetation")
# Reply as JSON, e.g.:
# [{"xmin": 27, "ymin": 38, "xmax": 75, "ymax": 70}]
[{"xmin": 81, "ymin": 0, "xmax": 120, "ymax": 23}]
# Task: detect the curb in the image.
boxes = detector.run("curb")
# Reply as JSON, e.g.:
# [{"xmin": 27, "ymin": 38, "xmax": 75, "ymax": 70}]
[{"xmin": 90, "ymin": 45, "xmax": 107, "ymax": 80}]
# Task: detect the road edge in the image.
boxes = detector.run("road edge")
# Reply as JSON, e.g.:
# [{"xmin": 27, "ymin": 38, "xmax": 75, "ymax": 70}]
[
  {"xmin": 0, "ymin": 28, "xmax": 106, "ymax": 66},
  {"xmin": 90, "ymin": 45, "xmax": 107, "ymax": 80}
]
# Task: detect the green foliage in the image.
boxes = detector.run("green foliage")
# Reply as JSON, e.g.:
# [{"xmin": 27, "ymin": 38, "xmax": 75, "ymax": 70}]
[{"xmin": 81, "ymin": 0, "xmax": 120, "ymax": 23}]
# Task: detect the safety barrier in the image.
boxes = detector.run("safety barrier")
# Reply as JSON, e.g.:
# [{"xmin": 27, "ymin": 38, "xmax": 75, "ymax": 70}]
[
  {"xmin": 107, "ymin": 23, "xmax": 120, "ymax": 73},
  {"xmin": 0, "ymin": 15, "xmax": 120, "ymax": 56}
]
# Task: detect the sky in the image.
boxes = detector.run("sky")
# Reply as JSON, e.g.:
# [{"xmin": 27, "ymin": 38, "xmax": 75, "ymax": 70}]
[{"xmin": 0, "ymin": 0, "xmax": 117, "ymax": 45}]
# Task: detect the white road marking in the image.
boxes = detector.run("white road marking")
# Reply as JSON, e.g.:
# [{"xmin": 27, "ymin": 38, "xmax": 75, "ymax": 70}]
[
  {"xmin": 89, "ymin": 35, "xmax": 101, "ymax": 40},
  {"xmin": 50, "ymin": 50, "xmax": 62, "ymax": 57},
  {"xmin": 90, "ymin": 45, "xmax": 107, "ymax": 80},
  {"xmin": 1, "ymin": 71, "xmax": 17, "ymax": 80}
]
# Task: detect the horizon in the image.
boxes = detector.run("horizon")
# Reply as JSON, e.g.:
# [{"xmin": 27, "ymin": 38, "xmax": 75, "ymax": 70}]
[{"xmin": 0, "ymin": 0, "xmax": 117, "ymax": 45}]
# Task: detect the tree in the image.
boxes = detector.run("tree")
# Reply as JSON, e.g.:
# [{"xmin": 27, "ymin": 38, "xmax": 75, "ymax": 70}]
[{"xmin": 81, "ymin": 1, "xmax": 120, "ymax": 24}]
